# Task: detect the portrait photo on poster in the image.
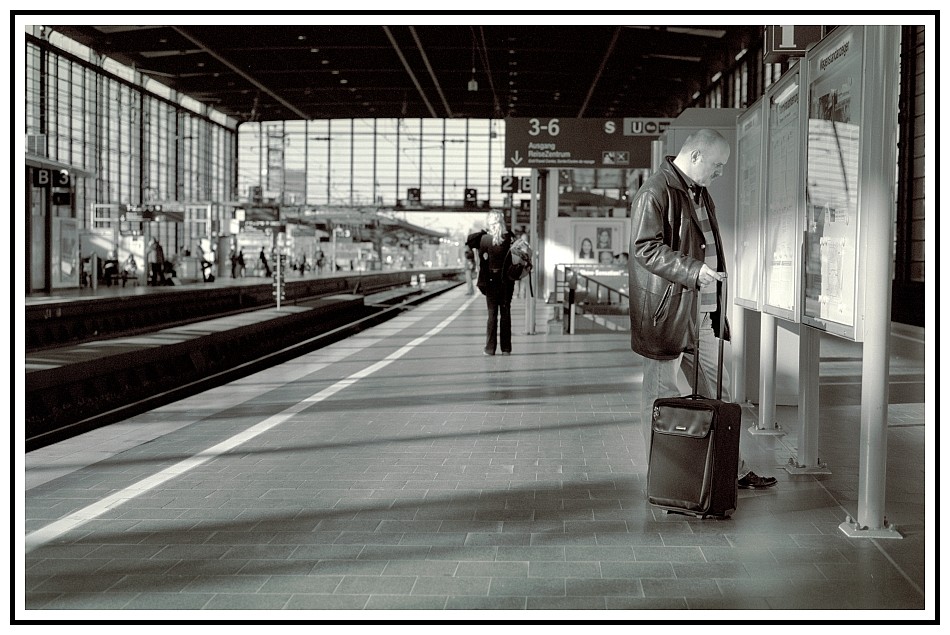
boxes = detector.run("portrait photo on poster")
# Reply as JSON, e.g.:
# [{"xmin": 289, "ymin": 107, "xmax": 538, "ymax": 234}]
[
  {"xmin": 577, "ymin": 236, "xmax": 596, "ymax": 261},
  {"xmin": 573, "ymin": 222, "xmax": 623, "ymax": 264}
]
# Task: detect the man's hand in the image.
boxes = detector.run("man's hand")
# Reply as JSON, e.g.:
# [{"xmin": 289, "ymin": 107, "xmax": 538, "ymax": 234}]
[{"xmin": 698, "ymin": 264, "xmax": 724, "ymax": 288}]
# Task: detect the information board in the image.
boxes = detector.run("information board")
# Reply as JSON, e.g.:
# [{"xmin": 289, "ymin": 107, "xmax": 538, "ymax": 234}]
[
  {"xmin": 762, "ymin": 66, "xmax": 806, "ymax": 322},
  {"xmin": 504, "ymin": 118, "xmax": 670, "ymax": 169},
  {"xmin": 733, "ymin": 100, "xmax": 766, "ymax": 309},
  {"xmin": 802, "ymin": 26, "xmax": 864, "ymax": 339}
]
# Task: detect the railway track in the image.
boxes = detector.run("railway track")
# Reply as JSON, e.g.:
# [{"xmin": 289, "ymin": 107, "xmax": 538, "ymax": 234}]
[{"xmin": 25, "ymin": 280, "xmax": 462, "ymax": 451}]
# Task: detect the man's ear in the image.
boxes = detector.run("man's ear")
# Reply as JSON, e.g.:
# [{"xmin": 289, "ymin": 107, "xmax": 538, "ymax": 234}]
[{"xmin": 690, "ymin": 150, "xmax": 701, "ymax": 164}]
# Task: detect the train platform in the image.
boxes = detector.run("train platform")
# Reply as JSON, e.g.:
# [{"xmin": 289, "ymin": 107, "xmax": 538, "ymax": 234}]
[
  {"xmin": 17, "ymin": 285, "xmax": 931, "ymax": 618},
  {"xmin": 24, "ymin": 270, "xmax": 344, "ymax": 307}
]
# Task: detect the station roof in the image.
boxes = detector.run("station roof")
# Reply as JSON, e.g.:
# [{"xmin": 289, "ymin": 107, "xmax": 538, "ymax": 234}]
[
  {"xmin": 45, "ymin": 22, "xmax": 762, "ymax": 123},
  {"xmin": 239, "ymin": 205, "xmax": 449, "ymax": 243}
]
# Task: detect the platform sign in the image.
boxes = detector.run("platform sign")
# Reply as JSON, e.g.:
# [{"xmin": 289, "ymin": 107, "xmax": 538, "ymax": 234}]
[
  {"xmin": 504, "ymin": 118, "xmax": 670, "ymax": 169},
  {"xmin": 500, "ymin": 175, "xmax": 534, "ymax": 193},
  {"xmin": 32, "ymin": 168, "xmax": 71, "ymax": 188},
  {"xmin": 764, "ymin": 25, "xmax": 825, "ymax": 63}
]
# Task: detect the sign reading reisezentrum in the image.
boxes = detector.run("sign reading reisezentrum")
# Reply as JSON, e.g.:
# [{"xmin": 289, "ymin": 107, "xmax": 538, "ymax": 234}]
[{"xmin": 504, "ymin": 117, "xmax": 671, "ymax": 169}]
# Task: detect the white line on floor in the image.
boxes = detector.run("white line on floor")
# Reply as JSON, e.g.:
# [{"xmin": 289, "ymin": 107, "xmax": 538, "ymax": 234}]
[{"xmin": 24, "ymin": 292, "xmax": 478, "ymax": 553}]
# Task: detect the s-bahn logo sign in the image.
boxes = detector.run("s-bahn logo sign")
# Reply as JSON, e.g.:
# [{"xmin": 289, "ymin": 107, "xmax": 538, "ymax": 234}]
[{"xmin": 504, "ymin": 118, "xmax": 670, "ymax": 169}]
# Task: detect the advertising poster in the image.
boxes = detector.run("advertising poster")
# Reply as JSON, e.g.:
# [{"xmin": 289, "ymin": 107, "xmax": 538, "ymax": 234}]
[
  {"xmin": 803, "ymin": 28, "xmax": 862, "ymax": 333},
  {"xmin": 573, "ymin": 222, "xmax": 624, "ymax": 266},
  {"xmin": 52, "ymin": 217, "xmax": 79, "ymax": 288}
]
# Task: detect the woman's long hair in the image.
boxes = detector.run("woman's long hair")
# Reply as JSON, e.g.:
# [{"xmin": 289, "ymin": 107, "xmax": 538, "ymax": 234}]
[{"xmin": 486, "ymin": 210, "xmax": 505, "ymax": 246}]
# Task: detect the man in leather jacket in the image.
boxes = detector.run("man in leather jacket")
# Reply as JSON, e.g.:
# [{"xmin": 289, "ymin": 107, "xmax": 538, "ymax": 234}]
[{"xmin": 629, "ymin": 128, "xmax": 777, "ymax": 490}]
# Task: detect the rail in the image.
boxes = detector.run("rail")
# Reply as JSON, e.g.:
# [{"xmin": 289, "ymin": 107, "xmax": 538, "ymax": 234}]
[{"xmin": 553, "ymin": 263, "xmax": 630, "ymax": 333}]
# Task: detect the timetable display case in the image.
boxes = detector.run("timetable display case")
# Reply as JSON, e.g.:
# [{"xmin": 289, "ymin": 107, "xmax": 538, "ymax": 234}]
[
  {"xmin": 734, "ymin": 99, "xmax": 766, "ymax": 310},
  {"xmin": 802, "ymin": 25, "xmax": 888, "ymax": 341},
  {"xmin": 762, "ymin": 65, "xmax": 807, "ymax": 322}
]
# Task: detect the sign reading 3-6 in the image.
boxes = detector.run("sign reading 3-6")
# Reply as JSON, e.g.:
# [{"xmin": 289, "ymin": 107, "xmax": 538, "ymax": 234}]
[
  {"xmin": 505, "ymin": 117, "xmax": 669, "ymax": 169},
  {"xmin": 528, "ymin": 118, "xmax": 560, "ymax": 136}
]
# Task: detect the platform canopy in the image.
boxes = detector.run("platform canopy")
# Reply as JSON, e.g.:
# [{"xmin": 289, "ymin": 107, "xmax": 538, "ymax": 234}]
[{"xmin": 282, "ymin": 207, "xmax": 448, "ymax": 244}]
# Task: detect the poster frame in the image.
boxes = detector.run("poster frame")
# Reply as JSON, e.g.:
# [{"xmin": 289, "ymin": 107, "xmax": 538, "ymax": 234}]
[
  {"xmin": 801, "ymin": 24, "xmax": 870, "ymax": 341},
  {"xmin": 761, "ymin": 64, "xmax": 807, "ymax": 323},
  {"xmin": 733, "ymin": 97, "xmax": 767, "ymax": 310}
]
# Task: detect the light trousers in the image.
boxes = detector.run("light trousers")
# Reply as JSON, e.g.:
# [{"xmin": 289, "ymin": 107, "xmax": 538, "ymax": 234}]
[{"xmin": 640, "ymin": 313, "xmax": 750, "ymax": 479}]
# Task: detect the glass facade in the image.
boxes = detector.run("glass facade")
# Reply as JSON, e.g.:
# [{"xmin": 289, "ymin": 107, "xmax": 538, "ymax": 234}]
[
  {"xmin": 236, "ymin": 117, "xmax": 514, "ymax": 210},
  {"xmin": 24, "ymin": 27, "xmax": 239, "ymax": 290},
  {"xmin": 25, "ymin": 28, "xmax": 237, "ymax": 254}
]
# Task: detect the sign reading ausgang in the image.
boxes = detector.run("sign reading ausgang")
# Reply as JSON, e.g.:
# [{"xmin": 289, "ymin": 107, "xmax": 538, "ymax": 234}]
[{"xmin": 504, "ymin": 117, "xmax": 671, "ymax": 169}]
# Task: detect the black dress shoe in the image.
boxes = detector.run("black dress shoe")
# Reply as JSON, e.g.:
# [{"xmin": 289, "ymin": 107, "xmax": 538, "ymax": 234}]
[{"xmin": 738, "ymin": 471, "xmax": 778, "ymax": 489}]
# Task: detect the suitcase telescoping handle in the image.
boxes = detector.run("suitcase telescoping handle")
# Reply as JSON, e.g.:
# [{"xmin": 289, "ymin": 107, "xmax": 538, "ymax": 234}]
[{"xmin": 689, "ymin": 272, "xmax": 727, "ymax": 400}]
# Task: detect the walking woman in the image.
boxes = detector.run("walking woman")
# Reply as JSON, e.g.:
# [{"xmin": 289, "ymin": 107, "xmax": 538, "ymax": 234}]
[{"xmin": 466, "ymin": 210, "xmax": 516, "ymax": 356}]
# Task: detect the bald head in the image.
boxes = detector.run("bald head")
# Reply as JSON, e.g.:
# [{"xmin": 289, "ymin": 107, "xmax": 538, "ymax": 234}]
[{"xmin": 672, "ymin": 128, "xmax": 731, "ymax": 187}]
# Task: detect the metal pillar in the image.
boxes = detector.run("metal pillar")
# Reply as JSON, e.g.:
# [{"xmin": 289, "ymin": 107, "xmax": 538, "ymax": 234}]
[
  {"xmin": 524, "ymin": 168, "xmax": 539, "ymax": 335},
  {"xmin": 838, "ymin": 25, "xmax": 901, "ymax": 539},
  {"xmin": 750, "ymin": 313, "xmax": 786, "ymax": 436},
  {"xmin": 730, "ymin": 307, "xmax": 746, "ymax": 403},
  {"xmin": 785, "ymin": 324, "xmax": 830, "ymax": 474}
]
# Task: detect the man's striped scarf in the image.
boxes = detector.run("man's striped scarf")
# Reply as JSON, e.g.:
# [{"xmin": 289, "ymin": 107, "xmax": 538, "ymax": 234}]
[{"xmin": 692, "ymin": 186, "xmax": 718, "ymax": 312}]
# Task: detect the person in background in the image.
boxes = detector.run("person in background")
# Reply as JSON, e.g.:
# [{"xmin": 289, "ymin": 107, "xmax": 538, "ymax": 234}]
[
  {"xmin": 598, "ymin": 250, "xmax": 614, "ymax": 266},
  {"xmin": 102, "ymin": 251, "xmax": 119, "ymax": 287},
  {"xmin": 628, "ymin": 127, "xmax": 777, "ymax": 490},
  {"xmin": 466, "ymin": 210, "xmax": 516, "ymax": 356},
  {"xmin": 237, "ymin": 248, "xmax": 246, "ymax": 278},
  {"xmin": 463, "ymin": 246, "xmax": 476, "ymax": 295},
  {"xmin": 146, "ymin": 237, "xmax": 166, "ymax": 286},
  {"xmin": 196, "ymin": 242, "xmax": 212, "ymax": 282},
  {"xmin": 230, "ymin": 246, "xmax": 240, "ymax": 278},
  {"xmin": 122, "ymin": 253, "xmax": 138, "ymax": 287},
  {"xmin": 259, "ymin": 247, "xmax": 271, "ymax": 277}
]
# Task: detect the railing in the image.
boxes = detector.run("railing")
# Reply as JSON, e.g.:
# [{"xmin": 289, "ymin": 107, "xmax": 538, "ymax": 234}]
[{"xmin": 553, "ymin": 263, "xmax": 630, "ymax": 333}]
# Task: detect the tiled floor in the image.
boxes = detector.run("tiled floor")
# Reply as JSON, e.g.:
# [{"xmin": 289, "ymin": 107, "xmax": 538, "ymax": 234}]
[{"xmin": 18, "ymin": 287, "xmax": 932, "ymax": 619}]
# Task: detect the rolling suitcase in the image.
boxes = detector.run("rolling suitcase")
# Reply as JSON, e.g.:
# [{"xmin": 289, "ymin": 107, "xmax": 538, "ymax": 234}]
[{"xmin": 647, "ymin": 277, "xmax": 740, "ymax": 519}]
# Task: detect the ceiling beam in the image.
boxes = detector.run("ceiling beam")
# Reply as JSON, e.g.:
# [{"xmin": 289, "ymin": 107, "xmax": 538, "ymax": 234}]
[
  {"xmin": 408, "ymin": 26, "xmax": 453, "ymax": 118},
  {"xmin": 576, "ymin": 26, "xmax": 621, "ymax": 118},
  {"xmin": 171, "ymin": 26, "xmax": 312, "ymax": 120},
  {"xmin": 381, "ymin": 25, "xmax": 438, "ymax": 118}
]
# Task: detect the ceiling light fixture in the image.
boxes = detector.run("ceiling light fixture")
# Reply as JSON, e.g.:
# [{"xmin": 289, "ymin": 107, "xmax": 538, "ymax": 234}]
[{"xmin": 468, "ymin": 41, "xmax": 478, "ymax": 92}]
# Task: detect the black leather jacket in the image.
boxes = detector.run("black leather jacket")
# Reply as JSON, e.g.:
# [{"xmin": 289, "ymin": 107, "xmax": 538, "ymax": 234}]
[{"xmin": 627, "ymin": 157, "xmax": 729, "ymax": 360}]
